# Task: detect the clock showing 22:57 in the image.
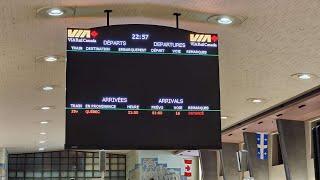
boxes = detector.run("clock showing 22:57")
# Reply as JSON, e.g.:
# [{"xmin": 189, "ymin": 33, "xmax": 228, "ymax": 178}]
[{"xmin": 132, "ymin": 33, "xmax": 149, "ymax": 40}]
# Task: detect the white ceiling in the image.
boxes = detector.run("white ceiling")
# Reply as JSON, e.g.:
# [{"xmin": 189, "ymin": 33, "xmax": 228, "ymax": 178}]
[{"xmin": 1, "ymin": 0, "xmax": 320, "ymax": 153}]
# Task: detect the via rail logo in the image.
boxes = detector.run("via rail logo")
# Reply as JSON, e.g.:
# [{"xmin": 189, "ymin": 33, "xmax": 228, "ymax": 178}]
[
  {"xmin": 67, "ymin": 29, "xmax": 99, "ymax": 43},
  {"xmin": 190, "ymin": 33, "xmax": 218, "ymax": 43}
]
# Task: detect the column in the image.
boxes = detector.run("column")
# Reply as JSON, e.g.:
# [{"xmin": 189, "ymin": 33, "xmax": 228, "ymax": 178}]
[
  {"xmin": 199, "ymin": 150, "xmax": 219, "ymax": 180},
  {"xmin": 243, "ymin": 132, "xmax": 269, "ymax": 180},
  {"xmin": 221, "ymin": 143, "xmax": 241, "ymax": 180},
  {"xmin": 277, "ymin": 119, "xmax": 308, "ymax": 180}
]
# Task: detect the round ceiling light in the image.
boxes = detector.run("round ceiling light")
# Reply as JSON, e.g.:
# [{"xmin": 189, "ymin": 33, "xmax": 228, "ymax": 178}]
[
  {"xmin": 36, "ymin": 55, "xmax": 65, "ymax": 63},
  {"xmin": 221, "ymin": 116, "xmax": 228, "ymax": 120},
  {"xmin": 37, "ymin": 7, "xmax": 74, "ymax": 18},
  {"xmin": 41, "ymin": 106, "xmax": 51, "ymax": 110},
  {"xmin": 39, "ymin": 147, "xmax": 45, "ymax": 151},
  {"xmin": 44, "ymin": 56, "xmax": 58, "ymax": 62},
  {"xmin": 207, "ymin": 15, "xmax": 245, "ymax": 25},
  {"xmin": 42, "ymin": 86, "xmax": 54, "ymax": 91},
  {"xmin": 217, "ymin": 16, "xmax": 233, "ymax": 25},
  {"xmin": 39, "ymin": 140, "xmax": 46, "ymax": 144},
  {"xmin": 40, "ymin": 132, "xmax": 47, "ymax": 135},
  {"xmin": 47, "ymin": 8, "xmax": 64, "ymax": 16},
  {"xmin": 247, "ymin": 98, "xmax": 265, "ymax": 103},
  {"xmin": 291, "ymin": 73, "xmax": 317, "ymax": 80}
]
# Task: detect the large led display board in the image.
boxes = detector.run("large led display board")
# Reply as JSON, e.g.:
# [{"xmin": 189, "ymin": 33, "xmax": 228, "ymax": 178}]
[{"xmin": 66, "ymin": 25, "xmax": 221, "ymax": 149}]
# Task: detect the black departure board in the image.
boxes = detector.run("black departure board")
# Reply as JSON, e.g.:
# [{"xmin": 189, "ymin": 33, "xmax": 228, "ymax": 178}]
[{"xmin": 66, "ymin": 24, "xmax": 221, "ymax": 150}]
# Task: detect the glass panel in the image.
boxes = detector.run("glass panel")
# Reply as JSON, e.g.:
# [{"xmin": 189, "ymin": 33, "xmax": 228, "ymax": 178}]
[
  {"xmin": 43, "ymin": 164, "xmax": 51, "ymax": 171},
  {"xmin": 77, "ymin": 171, "xmax": 84, "ymax": 177},
  {"xmin": 68, "ymin": 171, "xmax": 76, "ymax": 177},
  {"xmin": 61, "ymin": 158, "xmax": 68, "ymax": 164},
  {"xmin": 35, "ymin": 153, "xmax": 42, "ymax": 158},
  {"xmin": 52, "ymin": 157, "xmax": 59, "ymax": 164},
  {"xmin": 8, "ymin": 152, "xmax": 126, "ymax": 179},
  {"xmin": 43, "ymin": 152, "xmax": 51, "ymax": 157},
  {"xmin": 61, "ymin": 171, "xmax": 68, "ymax": 177},
  {"xmin": 94, "ymin": 157, "xmax": 99, "ymax": 163},
  {"xmin": 60, "ymin": 151, "xmax": 68, "ymax": 157},
  {"xmin": 17, "ymin": 158, "xmax": 25, "ymax": 164},
  {"xmin": 119, "ymin": 170, "xmax": 126, "ymax": 176},
  {"xmin": 16, "ymin": 164, "xmax": 24, "ymax": 171},
  {"xmin": 35, "ymin": 157, "xmax": 42, "ymax": 164},
  {"xmin": 9, "ymin": 164, "xmax": 16, "ymax": 171},
  {"xmin": 43, "ymin": 171, "xmax": 51, "ymax": 177},
  {"xmin": 85, "ymin": 171, "xmax": 93, "ymax": 177},
  {"xmin": 119, "ymin": 158, "xmax": 126, "ymax": 164},
  {"xmin": 44, "ymin": 157, "xmax": 51, "ymax": 164},
  {"xmin": 61, "ymin": 164, "xmax": 68, "ymax": 171},
  {"xmin": 94, "ymin": 171, "xmax": 101, "ymax": 177},
  {"xmin": 69, "ymin": 164, "xmax": 77, "ymax": 171},
  {"xmin": 69, "ymin": 151, "xmax": 76, "ymax": 158},
  {"xmin": 111, "ymin": 164, "xmax": 118, "ymax": 170},
  {"xmin": 94, "ymin": 164, "xmax": 100, "ymax": 170},
  {"xmin": 25, "ymin": 164, "xmax": 34, "ymax": 171},
  {"xmin": 52, "ymin": 164, "xmax": 60, "ymax": 171},
  {"xmin": 111, "ymin": 171, "xmax": 118, "ymax": 177},
  {"xmin": 17, "ymin": 171, "xmax": 24, "ymax": 177},
  {"xmin": 52, "ymin": 152, "xmax": 60, "ymax": 157},
  {"xmin": 86, "ymin": 153, "xmax": 93, "ymax": 157},
  {"xmin": 85, "ymin": 164, "xmax": 92, "ymax": 170},
  {"xmin": 69, "ymin": 158, "xmax": 76, "ymax": 165},
  {"xmin": 26, "ymin": 154, "xmax": 34, "ymax": 158},
  {"xmin": 119, "ymin": 164, "xmax": 125, "ymax": 170},
  {"xmin": 77, "ymin": 152, "xmax": 85, "ymax": 157},
  {"xmin": 26, "ymin": 157, "xmax": 34, "ymax": 164},
  {"xmin": 9, "ymin": 157, "xmax": 16, "ymax": 164},
  {"xmin": 9, "ymin": 171, "xmax": 16, "ymax": 177},
  {"xmin": 34, "ymin": 171, "xmax": 42, "ymax": 177},
  {"xmin": 85, "ymin": 158, "xmax": 92, "ymax": 164},
  {"xmin": 52, "ymin": 171, "xmax": 59, "ymax": 177},
  {"xmin": 34, "ymin": 164, "xmax": 42, "ymax": 171},
  {"xmin": 111, "ymin": 158, "xmax": 117, "ymax": 164}
]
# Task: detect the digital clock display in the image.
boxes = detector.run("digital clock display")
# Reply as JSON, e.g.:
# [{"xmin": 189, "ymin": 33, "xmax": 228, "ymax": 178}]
[{"xmin": 132, "ymin": 33, "xmax": 149, "ymax": 40}]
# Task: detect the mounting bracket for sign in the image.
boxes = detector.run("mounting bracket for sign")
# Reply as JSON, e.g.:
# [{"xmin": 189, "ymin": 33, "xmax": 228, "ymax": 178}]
[
  {"xmin": 173, "ymin": 12, "xmax": 181, "ymax": 29},
  {"xmin": 104, "ymin": 9, "xmax": 112, "ymax": 26}
]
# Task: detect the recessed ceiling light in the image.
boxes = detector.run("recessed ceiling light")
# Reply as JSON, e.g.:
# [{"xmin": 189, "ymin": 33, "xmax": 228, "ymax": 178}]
[
  {"xmin": 40, "ymin": 121, "xmax": 49, "ymax": 125},
  {"xmin": 221, "ymin": 116, "xmax": 228, "ymax": 120},
  {"xmin": 44, "ymin": 56, "xmax": 58, "ymax": 62},
  {"xmin": 47, "ymin": 8, "xmax": 64, "ymax": 16},
  {"xmin": 37, "ymin": 7, "xmax": 74, "ymax": 18},
  {"xmin": 217, "ymin": 16, "xmax": 233, "ymax": 25},
  {"xmin": 41, "ymin": 106, "xmax": 51, "ymax": 110},
  {"xmin": 207, "ymin": 15, "xmax": 245, "ymax": 25},
  {"xmin": 42, "ymin": 86, "xmax": 54, "ymax": 91},
  {"xmin": 40, "ymin": 132, "xmax": 47, "ymax": 135},
  {"xmin": 247, "ymin": 98, "xmax": 265, "ymax": 103},
  {"xmin": 39, "ymin": 147, "xmax": 45, "ymax": 151},
  {"xmin": 291, "ymin": 73, "xmax": 317, "ymax": 80},
  {"xmin": 39, "ymin": 141, "xmax": 46, "ymax": 144}
]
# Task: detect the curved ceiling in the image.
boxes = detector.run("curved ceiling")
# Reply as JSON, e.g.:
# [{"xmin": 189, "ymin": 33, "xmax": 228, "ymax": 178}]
[{"xmin": 1, "ymin": 0, "xmax": 320, "ymax": 152}]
